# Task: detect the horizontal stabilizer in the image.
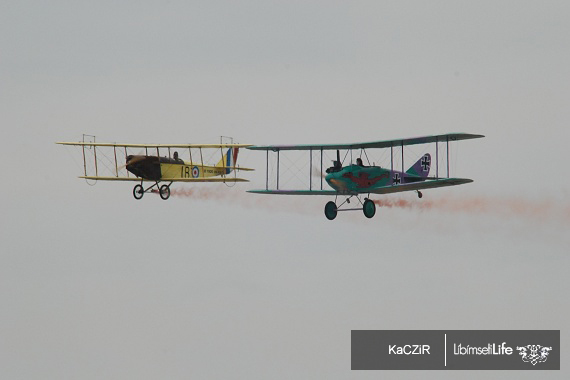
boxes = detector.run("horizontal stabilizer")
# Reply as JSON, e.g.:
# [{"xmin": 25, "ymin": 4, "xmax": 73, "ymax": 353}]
[
  {"xmin": 216, "ymin": 166, "xmax": 254, "ymax": 171},
  {"xmin": 370, "ymin": 178, "xmax": 473, "ymax": 194}
]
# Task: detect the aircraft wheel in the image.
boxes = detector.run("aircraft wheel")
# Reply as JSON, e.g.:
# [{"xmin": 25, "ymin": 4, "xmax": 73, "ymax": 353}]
[
  {"xmin": 417, "ymin": 191, "xmax": 423, "ymax": 199},
  {"xmin": 159, "ymin": 185, "xmax": 170, "ymax": 200},
  {"xmin": 363, "ymin": 199, "xmax": 376, "ymax": 218},
  {"xmin": 324, "ymin": 201, "xmax": 338, "ymax": 220},
  {"xmin": 133, "ymin": 184, "xmax": 144, "ymax": 200}
]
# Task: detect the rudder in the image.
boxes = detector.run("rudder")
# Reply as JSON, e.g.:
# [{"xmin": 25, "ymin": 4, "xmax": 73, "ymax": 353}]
[
  {"xmin": 216, "ymin": 148, "xmax": 239, "ymax": 174},
  {"xmin": 406, "ymin": 153, "xmax": 431, "ymax": 178}
]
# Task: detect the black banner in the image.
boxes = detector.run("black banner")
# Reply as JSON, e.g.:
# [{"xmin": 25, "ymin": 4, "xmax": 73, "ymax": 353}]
[{"xmin": 351, "ymin": 330, "xmax": 560, "ymax": 370}]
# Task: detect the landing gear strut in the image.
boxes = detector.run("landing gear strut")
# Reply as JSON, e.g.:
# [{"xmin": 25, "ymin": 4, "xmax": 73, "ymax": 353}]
[
  {"xmin": 132, "ymin": 181, "xmax": 173, "ymax": 200},
  {"xmin": 323, "ymin": 194, "xmax": 376, "ymax": 220}
]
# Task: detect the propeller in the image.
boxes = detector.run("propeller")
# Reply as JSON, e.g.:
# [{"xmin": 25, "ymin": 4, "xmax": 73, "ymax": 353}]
[
  {"xmin": 312, "ymin": 166, "xmax": 325, "ymax": 178},
  {"xmin": 117, "ymin": 152, "xmax": 146, "ymax": 172},
  {"xmin": 126, "ymin": 155, "xmax": 147, "ymax": 166}
]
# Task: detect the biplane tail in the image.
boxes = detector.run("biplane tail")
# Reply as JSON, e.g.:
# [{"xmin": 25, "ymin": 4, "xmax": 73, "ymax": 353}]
[
  {"xmin": 406, "ymin": 153, "xmax": 431, "ymax": 178},
  {"xmin": 216, "ymin": 147, "xmax": 240, "ymax": 174}
]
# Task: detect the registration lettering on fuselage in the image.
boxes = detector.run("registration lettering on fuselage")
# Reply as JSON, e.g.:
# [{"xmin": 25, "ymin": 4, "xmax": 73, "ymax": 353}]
[{"xmin": 178, "ymin": 165, "xmax": 220, "ymax": 178}]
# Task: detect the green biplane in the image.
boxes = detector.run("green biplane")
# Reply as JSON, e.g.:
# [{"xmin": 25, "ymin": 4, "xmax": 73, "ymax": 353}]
[{"xmin": 247, "ymin": 133, "xmax": 484, "ymax": 220}]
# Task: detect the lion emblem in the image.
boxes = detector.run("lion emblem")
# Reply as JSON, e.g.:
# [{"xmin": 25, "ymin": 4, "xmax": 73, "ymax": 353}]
[{"xmin": 516, "ymin": 345, "xmax": 552, "ymax": 365}]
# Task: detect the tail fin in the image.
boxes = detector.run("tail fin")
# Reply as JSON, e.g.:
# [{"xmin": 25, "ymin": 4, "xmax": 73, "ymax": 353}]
[
  {"xmin": 216, "ymin": 148, "xmax": 239, "ymax": 174},
  {"xmin": 406, "ymin": 153, "xmax": 431, "ymax": 178}
]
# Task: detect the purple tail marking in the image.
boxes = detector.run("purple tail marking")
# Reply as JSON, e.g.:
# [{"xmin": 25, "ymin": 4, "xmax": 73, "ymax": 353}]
[{"xmin": 406, "ymin": 153, "xmax": 431, "ymax": 178}]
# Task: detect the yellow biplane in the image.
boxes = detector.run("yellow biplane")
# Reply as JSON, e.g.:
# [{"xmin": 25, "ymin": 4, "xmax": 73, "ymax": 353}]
[{"xmin": 57, "ymin": 136, "xmax": 253, "ymax": 200}]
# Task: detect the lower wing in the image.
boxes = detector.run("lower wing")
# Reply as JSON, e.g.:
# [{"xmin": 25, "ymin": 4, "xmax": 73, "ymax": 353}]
[
  {"xmin": 247, "ymin": 178, "xmax": 473, "ymax": 195},
  {"xmin": 80, "ymin": 176, "xmax": 249, "ymax": 182},
  {"xmin": 247, "ymin": 189, "xmax": 338, "ymax": 195}
]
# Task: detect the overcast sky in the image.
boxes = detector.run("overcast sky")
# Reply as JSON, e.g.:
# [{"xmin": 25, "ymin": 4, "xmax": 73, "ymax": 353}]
[{"xmin": 1, "ymin": 1, "xmax": 569, "ymax": 379}]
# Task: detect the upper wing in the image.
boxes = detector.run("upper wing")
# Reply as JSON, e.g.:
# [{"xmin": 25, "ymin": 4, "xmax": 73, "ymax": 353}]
[
  {"xmin": 80, "ymin": 176, "xmax": 249, "ymax": 182},
  {"xmin": 247, "ymin": 133, "xmax": 484, "ymax": 151},
  {"xmin": 57, "ymin": 142, "xmax": 252, "ymax": 148}
]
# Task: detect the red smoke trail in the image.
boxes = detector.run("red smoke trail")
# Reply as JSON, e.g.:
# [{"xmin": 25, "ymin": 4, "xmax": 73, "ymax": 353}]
[
  {"xmin": 170, "ymin": 187, "xmax": 319, "ymax": 215},
  {"xmin": 171, "ymin": 187, "xmax": 570, "ymax": 224},
  {"xmin": 374, "ymin": 196, "xmax": 569, "ymax": 224},
  {"xmin": 171, "ymin": 187, "xmax": 238, "ymax": 201}
]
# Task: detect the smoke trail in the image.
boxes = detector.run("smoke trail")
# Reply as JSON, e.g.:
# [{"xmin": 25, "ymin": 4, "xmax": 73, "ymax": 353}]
[
  {"xmin": 170, "ymin": 186, "xmax": 570, "ymax": 225},
  {"xmin": 171, "ymin": 187, "xmax": 237, "ymax": 201},
  {"xmin": 374, "ymin": 196, "xmax": 570, "ymax": 224},
  {"xmin": 170, "ymin": 187, "xmax": 320, "ymax": 215}
]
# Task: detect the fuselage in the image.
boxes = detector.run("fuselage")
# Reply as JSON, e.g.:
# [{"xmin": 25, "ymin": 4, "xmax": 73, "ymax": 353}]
[
  {"xmin": 325, "ymin": 165, "xmax": 424, "ymax": 193},
  {"xmin": 126, "ymin": 155, "xmax": 227, "ymax": 180}
]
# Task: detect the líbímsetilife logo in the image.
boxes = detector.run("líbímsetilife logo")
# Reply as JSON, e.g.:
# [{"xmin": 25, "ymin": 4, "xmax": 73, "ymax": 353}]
[
  {"xmin": 453, "ymin": 342, "xmax": 512, "ymax": 355},
  {"xmin": 516, "ymin": 345, "xmax": 553, "ymax": 366}
]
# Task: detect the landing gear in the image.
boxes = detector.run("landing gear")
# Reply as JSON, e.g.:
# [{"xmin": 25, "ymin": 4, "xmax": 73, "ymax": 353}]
[
  {"xmin": 133, "ymin": 184, "xmax": 144, "ymax": 200},
  {"xmin": 324, "ymin": 201, "xmax": 338, "ymax": 220},
  {"xmin": 417, "ymin": 190, "xmax": 423, "ymax": 199},
  {"xmin": 324, "ymin": 195, "xmax": 377, "ymax": 220},
  {"xmin": 363, "ymin": 199, "xmax": 376, "ymax": 218},
  {"xmin": 159, "ymin": 184, "xmax": 170, "ymax": 200},
  {"xmin": 132, "ymin": 181, "xmax": 173, "ymax": 200}
]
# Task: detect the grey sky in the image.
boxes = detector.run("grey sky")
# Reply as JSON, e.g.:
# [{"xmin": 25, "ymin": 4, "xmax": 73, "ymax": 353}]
[{"xmin": 1, "ymin": 1, "xmax": 569, "ymax": 379}]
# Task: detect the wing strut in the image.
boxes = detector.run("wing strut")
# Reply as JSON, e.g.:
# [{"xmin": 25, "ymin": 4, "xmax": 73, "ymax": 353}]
[
  {"xmin": 82, "ymin": 142, "xmax": 87, "ymax": 177},
  {"xmin": 320, "ymin": 148, "xmax": 323, "ymax": 190},
  {"xmin": 447, "ymin": 135, "xmax": 450, "ymax": 178},
  {"xmin": 390, "ymin": 144, "xmax": 393, "ymax": 177},
  {"xmin": 94, "ymin": 144, "xmax": 98, "ymax": 176},
  {"xmin": 436, "ymin": 138, "xmax": 439, "ymax": 178},
  {"xmin": 113, "ymin": 146, "xmax": 118, "ymax": 177},
  {"xmin": 200, "ymin": 148, "xmax": 204, "ymax": 177},
  {"xmin": 309, "ymin": 149, "xmax": 312, "ymax": 190},
  {"xmin": 401, "ymin": 140, "xmax": 404, "ymax": 174},
  {"xmin": 220, "ymin": 146, "xmax": 224, "ymax": 175},
  {"xmin": 124, "ymin": 147, "xmax": 129, "ymax": 178}
]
